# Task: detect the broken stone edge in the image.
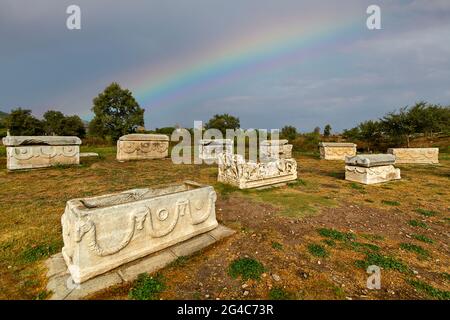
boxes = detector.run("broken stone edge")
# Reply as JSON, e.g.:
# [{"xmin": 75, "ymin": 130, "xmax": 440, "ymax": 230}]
[{"xmin": 45, "ymin": 224, "xmax": 235, "ymax": 300}]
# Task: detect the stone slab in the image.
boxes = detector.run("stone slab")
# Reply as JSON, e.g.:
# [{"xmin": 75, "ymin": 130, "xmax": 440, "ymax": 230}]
[
  {"xmin": 319, "ymin": 142, "xmax": 357, "ymax": 160},
  {"xmin": 61, "ymin": 181, "xmax": 218, "ymax": 283},
  {"xmin": 118, "ymin": 134, "xmax": 169, "ymax": 141},
  {"xmin": 170, "ymin": 233, "xmax": 216, "ymax": 257},
  {"xmin": 46, "ymin": 224, "xmax": 234, "ymax": 300},
  {"xmin": 2, "ymin": 136, "xmax": 81, "ymax": 146},
  {"xmin": 80, "ymin": 152, "xmax": 99, "ymax": 157},
  {"xmin": 119, "ymin": 250, "xmax": 177, "ymax": 282},
  {"xmin": 345, "ymin": 154, "xmax": 396, "ymax": 167},
  {"xmin": 345, "ymin": 165, "xmax": 401, "ymax": 185},
  {"xmin": 387, "ymin": 148, "xmax": 439, "ymax": 164}
]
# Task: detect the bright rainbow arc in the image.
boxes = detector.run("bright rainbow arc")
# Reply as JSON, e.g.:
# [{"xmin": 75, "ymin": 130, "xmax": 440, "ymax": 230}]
[{"xmin": 130, "ymin": 17, "xmax": 365, "ymax": 108}]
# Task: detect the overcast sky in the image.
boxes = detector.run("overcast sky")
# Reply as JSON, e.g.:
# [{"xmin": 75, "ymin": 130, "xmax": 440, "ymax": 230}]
[{"xmin": 1, "ymin": 0, "xmax": 449, "ymax": 132}]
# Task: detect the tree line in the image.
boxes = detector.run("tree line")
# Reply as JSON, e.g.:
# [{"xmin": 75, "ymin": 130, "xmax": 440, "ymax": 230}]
[{"xmin": 342, "ymin": 102, "xmax": 450, "ymax": 151}]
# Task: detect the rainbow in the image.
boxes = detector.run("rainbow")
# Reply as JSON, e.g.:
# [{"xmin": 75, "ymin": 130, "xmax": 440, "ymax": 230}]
[{"xmin": 127, "ymin": 14, "xmax": 366, "ymax": 109}]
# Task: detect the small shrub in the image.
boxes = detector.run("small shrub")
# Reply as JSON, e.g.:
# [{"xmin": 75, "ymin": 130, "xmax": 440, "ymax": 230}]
[
  {"xmin": 317, "ymin": 228, "xmax": 356, "ymax": 241},
  {"xmin": 382, "ymin": 200, "xmax": 400, "ymax": 206},
  {"xmin": 349, "ymin": 241, "xmax": 380, "ymax": 253},
  {"xmin": 322, "ymin": 239, "xmax": 336, "ymax": 247},
  {"xmin": 355, "ymin": 253, "xmax": 408, "ymax": 272},
  {"xmin": 415, "ymin": 208, "xmax": 438, "ymax": 217},
  {"xmin": 408, "ymin": 220, "xmax": 428, "ymax": 229},
  {"xmin": 269, "ymin": 287, "xmax": 292, "ymax": 300},
  {"xmin": 271, "ymin": 241, "xmax": 283, "ymax": 250},
  {"xmin": 407, "ymin": 279, "xmax": 450, "ymax": 300},
  {"xmin": 228, "ymin": 258, "xmax": 265, "ymax": 280},
  {"xmin": 411, "ymin": 234, "xmax": 434, "ymax": 244},
  {"xmin": 308, "ymin": 244, "xmax": 328, "ymax": 258},
  {"xmin": 400, "ymin": 243, "xmax": 429, "ymax": 258},
  {"xmin": 349, "ymin": 183, "xmax": 364, "ymax": 190},
  {"xmin": 128, "ymin": 273, "xmax": 166, "ymax": 300},
  {"xmin": 20, "ymin": 242, "xmax": 60, "ymax": 263}
]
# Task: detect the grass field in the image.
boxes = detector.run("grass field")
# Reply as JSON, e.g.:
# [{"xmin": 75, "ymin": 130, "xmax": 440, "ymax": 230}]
[{"xmin": 0, "ymin": 145, "xmax": 449, "ymax": 300}]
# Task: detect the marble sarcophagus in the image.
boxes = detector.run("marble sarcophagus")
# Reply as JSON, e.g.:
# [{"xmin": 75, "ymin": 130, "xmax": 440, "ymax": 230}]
[
  {"xmin": 218, "ymin": 154, "xmax": 297, "ymax": 189},
  {"xmin": 117, "ymin": 134, "xmax": 169, "ymax": 161},
  {"xmin": 319, "ymin": 142, "xmax": 357, "ymax": 160},
  {"xmin": 345, "ymin": 154, "xmax": 401, "ymax": 185},
  {"xmin": 2, "ymin": 136, "xmax": 81, "ymax": 170},
  {"xmin": 387, "ymin": 148, "xmax": 439, "ymax": 164},
  {"xmin": 61, "ymin": 181, "xmax": 218, "ymax": 283},
  {"xmin": 260, "ymin": 139, "xmax": 293, "ymax": 161},
  {"xmin": 198, "ymin": 139, "xmax": 233, "ymax": 163}
]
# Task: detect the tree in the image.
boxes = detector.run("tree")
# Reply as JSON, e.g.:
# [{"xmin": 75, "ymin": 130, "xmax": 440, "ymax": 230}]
[
  {"xmin": 313, "ymin": 126, "xmax": 321, "ymax": 135},
  {"xmin": 381, "ymin": 107, "xmax": 416, "ymax": 147},
  {"xmin": 43, "ymin": 110, "xmax": 65, "ymax": 135},
  {"xmin": 358, "ymin": 120, "xmax": 382, "ymax": 152},
  {"xmin": 205, "ymin": 113, "xmax": 240, "ymax": 135},
  {"xmin": 280, "ymin": 125, "xmax": 297, "ymax": 141},
  {"xmin": 62, "ymin": 115, "xmax": 86, "ymax": 137},
  {"xmin": 5, "ymin": 108, "xmax": 44, "ymax": 136},
  {"xmin": 324, "ymin": 124, "xmax": 332, "ymax": 137},
  {"xmin": 89, "ymin": 82, "xmax": 145, "ymax": 140}
]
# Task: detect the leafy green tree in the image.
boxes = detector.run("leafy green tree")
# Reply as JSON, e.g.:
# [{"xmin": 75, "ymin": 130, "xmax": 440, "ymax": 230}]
[
  {"xmin": 205, "ymin": 113, "xmax": 240, "ymax": 135},
  {"xmin": 323, "ymin": 124, "xmax": 332, "ymax": 137},
  {"xmin": 62, "ymin": 115, "xmax": 86, "ymax": 137},
  {"xmin": 358, "ymin": 120, "xmax": 383, "ymax": 152},
  {"xmin": 90, "ymin": 82, "xmax": 145, "ymax": 140},
  {"xmin": 381, "ymin": 107, "xmax": 416, "ymax": 147},
  {"xmin": 43, "ymin": 110, "xmax": 65, "ymax": 135},
  {"xmin": 5, "ymin": 108, "xmax": 44, "ymax": 136},
  {"xmin": 280, "ymin": 125, "xmax": 298, "ymax": 141}
]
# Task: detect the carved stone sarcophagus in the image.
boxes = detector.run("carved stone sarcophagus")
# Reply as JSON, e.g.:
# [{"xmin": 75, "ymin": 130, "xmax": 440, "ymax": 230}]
[
  {"xmin": 319, "ymin": 142, "xmax": 357, "ymax": 160},
  {"xmin": 116, "ymin": 134, "xmax": 169, "ymax": 161},
  {"xmin": 260, "ymin": 140, "xmax": 293, "ymax": 161},
  {"xmin": 2, "ymin": 136, "xmax": 81, "ymax": 170},
  {"xmin": 61, "ymin": 181, "xmax": 218, "ymax": 283},
  {"xmin": 198, "ymin": 139, "xmax": 233, "ymax": 163},
  {"xmin": 387, "ymin": 148, "xmax": 439, "ymax": 164},
  {"xmin": 218, "ymin": 154, "xmax": 297, "ymax": 189},
  {"xmin": 345, "ymin": 154, "xmax": 401, "ymax": 185}
]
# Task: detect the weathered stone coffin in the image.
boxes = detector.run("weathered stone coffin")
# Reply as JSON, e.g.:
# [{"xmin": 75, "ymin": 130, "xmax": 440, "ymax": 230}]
[
  {"xmin": 260, "ymin": 140, "xmax": 293, "ymax": 160},
  {"xmin": 117, "ymin": 134, "xmax": 169, "ymax": 161},
  {"xmin": 218, "ymin": 154, "xmax": 297, "ymax": 189},
  {"xmin": 345, "ymin": 154, "xmax": 400, "ymax": 185},
  {"xmin": 198, "ymin": 139, "xmax": 233, "ymax": 162},
  {"xmin": 387, "ymin": 148, "xmax": 439, "ymax": 164},
  {"xmin": 2, "ymin": 136, "xmax": 81, "ymax": 170},
  {"xmin": 319, "ymin": 142, "xmax": 357, "ymax": 160},
  {"xmin": 61, "ymin": 181, "xmax": 218, "ymax": 283}
]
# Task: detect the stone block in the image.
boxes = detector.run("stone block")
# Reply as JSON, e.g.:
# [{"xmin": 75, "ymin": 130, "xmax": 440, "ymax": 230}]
[
  {"xmin": 116, "ymin": 134, "xmax": 169, "ymax": 161},
  {"xmin": 61, "ymin": 181, "xmax": 218, "ymax": 283},
  {"xmin": 387, "ymin": 148, "xmax": 439, "ymax": 164},
  {"xmin": 119, "ymin": 250, "xmax": 177, "ymax": 282},
  {"xmin": 345, "ymin": 154, "xmax": 396, "ymax": 167},
  {"xmin": 170, "ymin": 233, "xmax": 216, "ymax": 257},
  {"xmin": 2, "ymin": 136, "xmax": 81, "ymax": 170},
  {"xmin": 319, "ymin": 142, "xmax": 356, "ymax": 160},
  {"xmin": 198, "ymin": 139, "xmax": 233, "ymax": 163},
  {"xmin": 218, "ymin": 154, "xmax": 297, "ymax": 189},
  {"xmin": 260, "ymin": 140, "xmax": 292, "ymax": 160},
  {"xmin": 345, "ymin": 165, "xmax": 401, "ymax": 185}
]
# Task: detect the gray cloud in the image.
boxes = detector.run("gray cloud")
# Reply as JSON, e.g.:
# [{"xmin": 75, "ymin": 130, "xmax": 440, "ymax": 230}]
[{"xmin": 0, "ymin": 0, "xmax": 449, "ymax": 132}]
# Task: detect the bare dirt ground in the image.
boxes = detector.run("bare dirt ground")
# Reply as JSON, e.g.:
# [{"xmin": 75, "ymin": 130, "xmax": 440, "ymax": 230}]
[{"xmin": 0, "ymin": 146, "xmax": 449, "ymax": 300}]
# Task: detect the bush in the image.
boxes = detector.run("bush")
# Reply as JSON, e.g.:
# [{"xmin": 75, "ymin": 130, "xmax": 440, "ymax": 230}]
[
  {"xmin": 128, "ymin": 273, "xmax": 166, "ymax": 300},
  {"xmin": 228, "ymin": 258, "xmax": 265, "ymax": 280}
]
